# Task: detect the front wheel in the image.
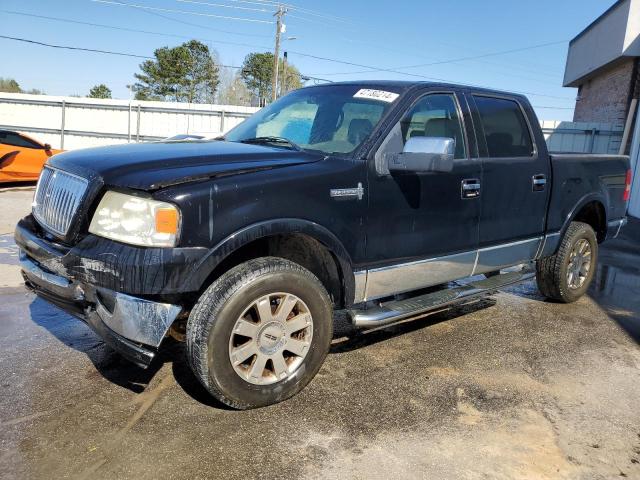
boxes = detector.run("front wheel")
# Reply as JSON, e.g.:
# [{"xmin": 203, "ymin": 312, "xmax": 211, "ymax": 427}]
[
  {"xmin": 186, "ymin": 257, "xmax": 333, "ymax": 409},
  {"xmin": 536, "ymin": 221, "xmax": 598, "ymax": 303}
]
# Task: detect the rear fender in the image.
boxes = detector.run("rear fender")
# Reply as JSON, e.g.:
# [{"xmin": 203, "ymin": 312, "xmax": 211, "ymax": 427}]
[{"xmin": 541, "ymin": 192, "xmax": 607, "ymax": 257}]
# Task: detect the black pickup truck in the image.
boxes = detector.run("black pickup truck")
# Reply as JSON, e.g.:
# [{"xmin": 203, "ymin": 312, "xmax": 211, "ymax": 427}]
[{"xmin": 16, "ymin": 81, "xmax": 631, "ymax": 409}]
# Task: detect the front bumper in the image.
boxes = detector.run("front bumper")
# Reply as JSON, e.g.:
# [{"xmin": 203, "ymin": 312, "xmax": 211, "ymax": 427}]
[{"xmin": 16, "ymin": 220, "xmax": 184, "ymax": 368}]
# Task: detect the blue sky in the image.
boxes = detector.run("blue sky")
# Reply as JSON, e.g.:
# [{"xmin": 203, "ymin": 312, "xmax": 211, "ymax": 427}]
[{"xmin": 0, "ymin": 0, "xmax": 616, "ymax": 120}]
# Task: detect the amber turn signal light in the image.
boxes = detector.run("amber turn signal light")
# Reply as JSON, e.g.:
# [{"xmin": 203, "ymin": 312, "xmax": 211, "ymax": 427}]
[{"xmin": 155, "ymin": 208, "xmax": 179, "ymax": 234}]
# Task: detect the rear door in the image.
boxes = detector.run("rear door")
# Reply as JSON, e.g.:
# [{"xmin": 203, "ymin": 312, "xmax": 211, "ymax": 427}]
[{"xmin": 466, "ymin": 93, "xmax": 551, "ymax": 273}]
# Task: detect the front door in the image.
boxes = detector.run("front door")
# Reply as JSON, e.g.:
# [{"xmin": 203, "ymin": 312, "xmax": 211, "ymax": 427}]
[
  {"xmin": 466, "ymin": 93, "xmax": 551, "ymax": 273},
  {"xmin": 363, "ymin": 91, "xmax": 482, "ymax": 301}
]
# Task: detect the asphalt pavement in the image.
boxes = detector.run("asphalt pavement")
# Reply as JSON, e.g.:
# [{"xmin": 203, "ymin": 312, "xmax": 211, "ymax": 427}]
[{"xmin": 1, "ymin": 185, "xmax": 639, "ymax": 480}]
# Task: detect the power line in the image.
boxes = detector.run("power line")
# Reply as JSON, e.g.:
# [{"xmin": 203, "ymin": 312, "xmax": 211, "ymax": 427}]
[
  {"xmin": 126, "ymin": 7, "xmax": 271, "ymax": 37},
  {"xmin": 295, "ymin": 30, "xmax": 562, "ymax": 82},
  {"xmin": 0, "ymin": 34, "xmax": 331, "ymax": 83},
  {"xmin": 174, "ymin": 0, "xmax": 270, "ymax": 13},
  {"xmin": 10, "ymin": 8, "xmax": 561, "ymax": 84},
  {"xmin": 286, "ymin": 12, "xmax": 345, "ymax": 26},
  {"xmin": 169, "ymin": 0, "xmax": 350, "ymax": 27},
  {"xmin": 1, "ymin": 10, "xmax": 272, "ymax": 49},
  {"xmin": 2, "ymin": 34, "xmax": 572, "ymax": 107},
  {"xmin": 309, "ymin": 40, "xmax": 569, "ymax": 76},
  {"xmin": 213, "ymin": 0, "xmax": 352, "ymax": 23},
  {"xmin": 90, "ymin": 0, "xmax": 274, "ymax": 23},
  {"xmin": 283, "ymin": 5, "xmax": 351, "ymax": 24},
  {"xmin": 0, "ymin": 34, "xmax": 153, "ymax": 59},
  {"xmin": 288, "ymin": 50, "xmax": 575, "ymax": 101}
]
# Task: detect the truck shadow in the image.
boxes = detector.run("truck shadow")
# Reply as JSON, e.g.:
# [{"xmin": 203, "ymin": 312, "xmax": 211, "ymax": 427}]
[
  {"xmin": 27, "ymin": 294, "xmax": 497, "ymax": 408},
  {"xmin": 28, "ymin": 298, "xmax": 165, "ymax": 395},
  {"xmin": 329, "ymin": 298, "xmax": 496, "ymax": 354},
  {"xmin": 170, "ymin": 298, "xmax": 497, "ymax": 408},
  {"xmin": 27, "ymin": 297, "xmax": 233, "ymax": 407}
]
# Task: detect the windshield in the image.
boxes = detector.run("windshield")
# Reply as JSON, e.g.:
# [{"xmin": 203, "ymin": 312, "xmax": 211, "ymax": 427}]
[{"xmin": 224, "ymin": 85, "xmax": 400, "ymax": 156}]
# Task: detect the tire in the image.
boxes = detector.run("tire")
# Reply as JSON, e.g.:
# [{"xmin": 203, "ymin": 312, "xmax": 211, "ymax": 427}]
[
  {"xmin": 536, "ymin": 221, "xmax": 598, "ymax": 303},
  {"xmin": 186, "ymin": 257, "xmax": 333, "ymax": 409}
]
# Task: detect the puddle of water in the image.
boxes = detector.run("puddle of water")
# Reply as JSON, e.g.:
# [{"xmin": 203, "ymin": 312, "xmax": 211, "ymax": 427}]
[{"xmin": 589, "ymin": 242, "xmax": 640, "ymax": 342}]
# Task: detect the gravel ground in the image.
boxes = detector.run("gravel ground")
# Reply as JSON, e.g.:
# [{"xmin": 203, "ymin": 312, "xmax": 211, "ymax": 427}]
[{"xmin": 1, "ymin": 186, "xmax": 639, "ymax": 480}]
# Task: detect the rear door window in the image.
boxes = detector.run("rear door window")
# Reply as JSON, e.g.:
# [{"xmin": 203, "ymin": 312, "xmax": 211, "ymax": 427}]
[{"xmin": 473, "ymin": 96, "xmax": 534, "ymax": 158}]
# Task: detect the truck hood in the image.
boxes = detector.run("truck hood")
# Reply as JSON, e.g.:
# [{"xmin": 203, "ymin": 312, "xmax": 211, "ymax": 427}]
[{"xmin": 48, "ymin": 140, "xmax": 324, "ymax": 190}]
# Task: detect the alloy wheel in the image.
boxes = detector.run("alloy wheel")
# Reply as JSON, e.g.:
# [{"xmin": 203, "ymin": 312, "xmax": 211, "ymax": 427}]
[{"xmin": 228, "ymin": 292, "xmax": 313, "ymax": 385}]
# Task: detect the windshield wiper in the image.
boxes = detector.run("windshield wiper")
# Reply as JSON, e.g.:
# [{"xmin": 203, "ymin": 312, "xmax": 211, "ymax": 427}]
[{"xmin": 238, "ymin": 136, "xmax": 302, "ymax": 151}]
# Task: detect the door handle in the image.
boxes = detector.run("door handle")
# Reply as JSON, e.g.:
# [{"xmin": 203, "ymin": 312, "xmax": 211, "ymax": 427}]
[
  {"xmin": 532, "ymin": 174, "xmax": 547, "ymax": 192},
  {"xmin": 461, "ymin": 178, "xmax": 481, "ymax": 199}
]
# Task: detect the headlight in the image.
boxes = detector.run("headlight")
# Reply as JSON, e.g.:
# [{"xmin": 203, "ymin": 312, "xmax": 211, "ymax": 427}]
[{"xmin": 89, "ymin": 191, "xmax": 181, "ymax": 247}]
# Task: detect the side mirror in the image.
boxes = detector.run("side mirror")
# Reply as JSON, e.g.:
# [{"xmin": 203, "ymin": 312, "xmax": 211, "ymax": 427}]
[
  {"xmin": 387, "ymin": 137, "xmax": 455, "ymax": 173},
  {"xmin": 43, "ymin": 143, "xmax": 52, "ymax": 151}
]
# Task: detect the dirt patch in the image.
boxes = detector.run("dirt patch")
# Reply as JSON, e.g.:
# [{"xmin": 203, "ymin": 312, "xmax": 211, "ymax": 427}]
[{"xmin": 302, "ymin": 407, "xmax": 578, "ymax": 480}]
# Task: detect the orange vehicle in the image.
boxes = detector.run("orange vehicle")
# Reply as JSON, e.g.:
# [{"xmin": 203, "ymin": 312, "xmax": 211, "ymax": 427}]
[{"xmin": 0, "ymin": 130, "xmax": 62, "ymax": 183}]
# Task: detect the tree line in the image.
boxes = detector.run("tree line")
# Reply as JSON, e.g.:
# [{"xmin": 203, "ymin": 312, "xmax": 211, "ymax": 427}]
[
  {"xmin": 0, "ymin": 40, "xmax": 303, "ymax": 106},
  {"xmin": 133, "ymin": 40, "xmax": 302, "ymax": 106}
]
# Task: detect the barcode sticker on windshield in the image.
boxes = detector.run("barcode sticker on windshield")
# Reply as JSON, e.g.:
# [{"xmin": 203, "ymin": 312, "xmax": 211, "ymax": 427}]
[{"xmin": 353, "ymin": 89, "xmax": 399, "ymax": 103}]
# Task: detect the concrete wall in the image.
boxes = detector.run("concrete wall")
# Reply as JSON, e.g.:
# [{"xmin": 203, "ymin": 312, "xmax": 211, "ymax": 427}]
[
  {"xmin": 0, "ymin": 92, "xmax": 260, "ymax": 150},
  {"xmin": 572, "ymin": 59, "xmax": 635, "ymax": 124}
]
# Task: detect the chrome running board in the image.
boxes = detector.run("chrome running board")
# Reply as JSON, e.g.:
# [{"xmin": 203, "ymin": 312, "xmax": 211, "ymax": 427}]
[{"xmin": 349, "ymin": 268, "xmax": 535, "ymax": 328}]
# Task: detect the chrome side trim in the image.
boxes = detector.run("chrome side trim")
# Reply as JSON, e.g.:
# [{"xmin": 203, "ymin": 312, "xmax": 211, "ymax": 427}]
[
  {"xmin": 537, "ymin": 232, "xmax": 561, "ymax": 259},
  {"xmin": 471, "ymin": 250, "xmax": 480, "ymax": 274},
  {"xmin": 608, "ymin": 217, "xmax": 627, "ymax": 239},
  {"xmin": 96, "ymin": 293, "xmax": 182, "ymax": 348},
  {"xmin": 473, "ymin": 237, "xmax": 542, "ymax": 275},
  {"xmin": 364, "ymin": 251, "xmax": 476, "ymax": 301},
  {"xmin": 360, "ymin": 236, "xmax": 546, "ymax": 301},
  {"xmin": 353, "ymin": 270, "xmax": 367, "ymax": 304}
]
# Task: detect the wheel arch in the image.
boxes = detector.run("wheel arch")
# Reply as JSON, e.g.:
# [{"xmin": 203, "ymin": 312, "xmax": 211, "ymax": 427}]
[
  {"xmin": 561, "ymin": 194, "xmax": 608, "ymax": 243},
  {"xmin": 192, "ymin": 219, "xmax": 355, "ymax": 308}
]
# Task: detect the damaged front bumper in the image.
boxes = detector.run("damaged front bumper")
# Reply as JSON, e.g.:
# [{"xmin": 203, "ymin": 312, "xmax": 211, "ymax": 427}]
[{"xmin": 16, "ymin": 219, "xmax": 184, "ymax": 368}]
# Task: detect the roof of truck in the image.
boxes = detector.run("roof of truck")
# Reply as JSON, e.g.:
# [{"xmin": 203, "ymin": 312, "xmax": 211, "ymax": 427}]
[{"xmin": 308, "ymin": 80, "xmax": 530, "ymax": 101}]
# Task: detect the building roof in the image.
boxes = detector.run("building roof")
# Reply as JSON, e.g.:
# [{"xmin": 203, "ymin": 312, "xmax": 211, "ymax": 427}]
[{"xmin": 563, "ymin": 0, "xmax": 640, "ymax": 87}]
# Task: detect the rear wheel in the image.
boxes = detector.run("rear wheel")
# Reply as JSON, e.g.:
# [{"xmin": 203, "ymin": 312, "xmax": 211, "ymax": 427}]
[
  {"xmin": 536, "ymin": 221, "xmax": 598, "ymax": 303},
  {"xmin": 186, "ymin": 257, "xmax": 333, "ymax": 409}
]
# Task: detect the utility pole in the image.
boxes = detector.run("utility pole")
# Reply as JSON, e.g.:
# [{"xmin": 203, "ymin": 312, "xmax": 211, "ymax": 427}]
[
  {"xmin": 272, "ymin": 4, "xmax": 286, "ymax": 102},
  {"xmin": 281, "ymin": 51, "xmax": 288, "ymax": 97}
]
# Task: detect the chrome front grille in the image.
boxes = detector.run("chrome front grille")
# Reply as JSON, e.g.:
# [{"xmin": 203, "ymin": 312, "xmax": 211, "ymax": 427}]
[{"xmin": 33, "ymin": 166, "xmax": 89, "ymax": 237}]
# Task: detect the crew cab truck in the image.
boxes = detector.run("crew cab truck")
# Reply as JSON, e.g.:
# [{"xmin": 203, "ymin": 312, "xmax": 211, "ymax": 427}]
[{"xmin": 16, "ymin": 81, "xmax": 631, "ymax": 409}]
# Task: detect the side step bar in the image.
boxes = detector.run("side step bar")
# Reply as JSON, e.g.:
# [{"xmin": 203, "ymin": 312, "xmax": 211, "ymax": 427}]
[{"xmin": 349, "ymin": 269, "xmax": 535, "ymax": 328}]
